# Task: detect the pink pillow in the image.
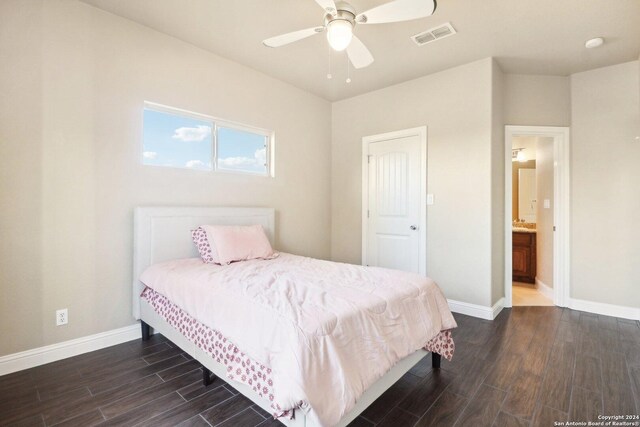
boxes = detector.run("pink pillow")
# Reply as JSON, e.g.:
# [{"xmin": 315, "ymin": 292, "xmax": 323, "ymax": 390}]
[
  {"xmin": 191, "ymin": 227, "xmax": 220, "ymax": 264},
  {"xmin": 202, "ymin": 224, "xmax": 277, "ymax": 265}
]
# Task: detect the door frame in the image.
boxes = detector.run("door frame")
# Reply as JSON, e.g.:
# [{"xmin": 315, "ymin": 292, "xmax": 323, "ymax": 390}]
[
  {"xmin": 504, "ymin": 125, "xmax": 571, "ymax": 307},
  {"xmin": 362, "ymin": 126, "xmax": 428, "ymax": 276}
]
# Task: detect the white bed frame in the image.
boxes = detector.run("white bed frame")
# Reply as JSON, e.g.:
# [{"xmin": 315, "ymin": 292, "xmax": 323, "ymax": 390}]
[{"xmin": 133, "ymin": 206, "xmax": 432, "ymax": 427}]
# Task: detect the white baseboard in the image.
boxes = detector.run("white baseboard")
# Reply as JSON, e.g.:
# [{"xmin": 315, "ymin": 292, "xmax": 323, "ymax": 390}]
[
  {"xmin": 448, "ymin": 298, "xmax": 504, "ymax": 321},
  {"xmin": 3, "ymin": 298, "xmax": 632, "ymax": 377},
  {"xmin": 569, "ymin": 298, "xmax": 640, "ymax": 321},
  {"xmin": 0, "ymin": 324, "xmax": 141, "ymax": 376},
  {"xmin": 492, "ymin": 298, "xmax": 505, "ymax": 319},
  {"xmin": 535, "ymin": 278, "xmax": 554, "ymax": 300}
]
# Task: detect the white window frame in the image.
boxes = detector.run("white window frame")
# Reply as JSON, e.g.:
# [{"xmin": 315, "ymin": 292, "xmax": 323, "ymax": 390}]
[
  {"xmin": 143, "ymin": 101, "xmax": 274, "ymax": 177},
  {"xmin": 214, "ymin": 120, "xmax": 273, "ymax": 177}
]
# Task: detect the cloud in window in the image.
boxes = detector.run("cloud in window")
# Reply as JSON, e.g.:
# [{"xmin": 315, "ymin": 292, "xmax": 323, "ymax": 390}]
[
  {"xmin": 143, "ymin": 151, "xmax": 158, "ymax": 159},
  {"xmin": 173, "ymin": 125, "xmax": 211, "ymax": 142},
  {"xmin": 218, "ymin": 156, "xmax": 256, "ymax": 167},
  {"xmin": 254, "ymin": 148, "xmax": 266, "ymax": 165},
  {"xmin": 185, "ymin": 159, "xmax": 208, "ymax": 169},
  {"xmin": 219, "ymin": 148, "xmax": 267, "ymax": 169}
]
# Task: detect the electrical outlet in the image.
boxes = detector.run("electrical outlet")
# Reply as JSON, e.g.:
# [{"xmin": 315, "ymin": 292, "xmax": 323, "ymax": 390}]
[{"xmin": 56, "ymin": 309, "xmax": 68, "ymax": 326}]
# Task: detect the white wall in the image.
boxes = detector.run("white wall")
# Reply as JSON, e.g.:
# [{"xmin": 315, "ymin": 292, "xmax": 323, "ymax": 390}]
[
  {"xmin": 0, "ymin": 0, "xmax": 332, "ymax": 356},
  {"xmin": 535, "ymin": 137, "xmax": 554, "ymax": 288},
  {"xmin": 502, "ymin": 73, "xmax": 567, "ymax": 300},
  {"xmin": 331, "ymin": 58, "xmax": 496, "ymax": 307},
  {"xmin": 504, "ymin": 74, "xmax": 571, "ymax": 126},
  {"xmin": 2, "ymin": 1, "xmax": 638, "ymax": 360},
  {"xmin": 491, "ymin": 61, "xmax": 506, "ymax": 305},
  {"xmin": 0, "ymin": 0, "xmax": 45, "ymax": 355},
  {"xmin": 570, "ymin": 61, "xmax": 640, "ymax": 308}
]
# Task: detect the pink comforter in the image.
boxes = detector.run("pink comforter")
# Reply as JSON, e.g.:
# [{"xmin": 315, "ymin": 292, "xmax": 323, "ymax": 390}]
[{"xmin": 140, "ymin": 253, "xmax": 457, "ymax": 426}]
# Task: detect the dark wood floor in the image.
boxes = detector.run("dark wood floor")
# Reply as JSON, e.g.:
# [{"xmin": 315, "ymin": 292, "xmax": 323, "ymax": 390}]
[{"xmin": 1, "ymin": 307, "xmax": 638, "ymax": 426}]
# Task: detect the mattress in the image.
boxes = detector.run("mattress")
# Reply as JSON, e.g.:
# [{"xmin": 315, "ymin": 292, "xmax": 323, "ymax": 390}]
[
  {"xmin": 141, "ymin": 287, "xmax": 454, "ymax": 420},
  {"xmin": 140, "ymin": 253, "xmax": 456, "ymax": 426}
]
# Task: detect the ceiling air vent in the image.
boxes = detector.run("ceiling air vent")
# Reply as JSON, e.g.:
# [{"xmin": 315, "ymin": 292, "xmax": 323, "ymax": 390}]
[{"xmin": 411, "ymin": 22, "xmax": 456, "ymax": 46}]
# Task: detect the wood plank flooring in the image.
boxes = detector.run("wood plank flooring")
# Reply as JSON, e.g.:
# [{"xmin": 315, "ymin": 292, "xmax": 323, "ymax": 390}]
[{"xmin": 0, "ymin": 307, "xmax": 638, "ymax": 426}]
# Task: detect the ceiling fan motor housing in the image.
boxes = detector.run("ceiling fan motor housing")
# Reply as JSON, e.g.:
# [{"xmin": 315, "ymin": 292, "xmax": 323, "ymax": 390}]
[{"xmin": 324, "ymin": 1, "xmax": 356, "ymax": 27}]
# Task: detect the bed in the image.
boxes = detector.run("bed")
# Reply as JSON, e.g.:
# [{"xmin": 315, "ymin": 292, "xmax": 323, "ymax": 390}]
[{"xmin": 133, "ymin": 206, "xmax": 456, "ymax": 427}]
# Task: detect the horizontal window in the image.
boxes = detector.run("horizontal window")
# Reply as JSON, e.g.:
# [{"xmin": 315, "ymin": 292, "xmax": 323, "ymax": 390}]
[{"xmin": 142, "ymin": 103, "xmax": 273, "ymax": 176}]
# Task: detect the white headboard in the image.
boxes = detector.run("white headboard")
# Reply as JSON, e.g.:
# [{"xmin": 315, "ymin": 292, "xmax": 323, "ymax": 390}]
[{"xmin": 132, "ymin": 206, "xmax": 275, "ymax": 319}]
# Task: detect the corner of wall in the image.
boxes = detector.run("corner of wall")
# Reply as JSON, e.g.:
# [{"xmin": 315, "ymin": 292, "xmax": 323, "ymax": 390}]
[{"xmin": 490, "ymin": 59, "xmax": 506, "ymax": 306}]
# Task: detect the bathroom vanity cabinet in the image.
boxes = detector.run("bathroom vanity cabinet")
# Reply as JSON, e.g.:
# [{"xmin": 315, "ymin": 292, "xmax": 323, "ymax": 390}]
[{"xmin": 513, "ymin": 231, "xmax": 536, "ymax": 283}]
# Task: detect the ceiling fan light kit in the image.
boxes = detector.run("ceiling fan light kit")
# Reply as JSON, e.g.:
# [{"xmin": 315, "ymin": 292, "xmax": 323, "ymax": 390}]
[
  {"xmin": 326, "ymin": 18, "xmax": 354, "ymax": 51},
  {"xmin": 263, "ymin": 0, "xmax": 437, "ymax": 72}
]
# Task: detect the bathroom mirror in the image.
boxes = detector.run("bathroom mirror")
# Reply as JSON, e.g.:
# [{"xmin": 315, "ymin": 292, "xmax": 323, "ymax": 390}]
[{"xmin": 518, "ymin": 168, "xmax": 536, "ymax": 223}]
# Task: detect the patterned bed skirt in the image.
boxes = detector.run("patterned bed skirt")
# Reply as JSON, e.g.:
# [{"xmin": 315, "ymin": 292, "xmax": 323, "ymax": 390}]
[{"xmin": 141, "ymin": 287, "xmax": 454, "ymax": 419}]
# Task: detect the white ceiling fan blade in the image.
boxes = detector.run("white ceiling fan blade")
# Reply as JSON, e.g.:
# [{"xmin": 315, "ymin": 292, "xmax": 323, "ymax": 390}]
[
  {"xmin": 346, "ymin": 35, "xmax": 374, "ymax": 69},
  {"xmin": 263, "ymin": 27, "xmax": 323, "ymax": 48},
  {"xmin": 314, "ymin": 0, "xmax": 337, "ymax": 14},
  {"xmin": 356, "ymin": 0, "xmax": 437, "ymax": 25}
]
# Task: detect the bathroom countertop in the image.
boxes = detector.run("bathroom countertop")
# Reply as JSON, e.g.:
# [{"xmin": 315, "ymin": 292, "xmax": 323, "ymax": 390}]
[{"xmin": 512, "ymin": 227, "xmax": 536, "ymax": 233}]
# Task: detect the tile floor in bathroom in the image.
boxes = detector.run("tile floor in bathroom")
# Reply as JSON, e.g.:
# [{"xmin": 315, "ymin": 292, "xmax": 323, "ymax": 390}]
[{"xmin": 512, "ymin": 282, "xmax": 554, "ymax": 306}]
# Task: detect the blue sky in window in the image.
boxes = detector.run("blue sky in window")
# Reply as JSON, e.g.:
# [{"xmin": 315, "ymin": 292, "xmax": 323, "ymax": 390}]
[
  {"xmin": 143, "ymin": 109, "xmax": 267, "ymax": 174},
  {"xmin": 217, "ymin": 127, "xmax": 267, "ymax": 174},
  {"xmin": 143, "ymin": 109, "xmax": 212, "ymax": 170}
]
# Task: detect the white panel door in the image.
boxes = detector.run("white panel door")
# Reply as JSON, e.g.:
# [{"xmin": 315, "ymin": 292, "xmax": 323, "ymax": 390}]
[{"xmin": 365, "ymin": 135, "xmax": 422, "ymax": 273}]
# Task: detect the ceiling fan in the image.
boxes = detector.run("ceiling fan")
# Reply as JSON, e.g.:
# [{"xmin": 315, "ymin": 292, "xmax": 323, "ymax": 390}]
[{"xmin": 263, "ymin": 0, "xmax": 437, "ymax": 69}]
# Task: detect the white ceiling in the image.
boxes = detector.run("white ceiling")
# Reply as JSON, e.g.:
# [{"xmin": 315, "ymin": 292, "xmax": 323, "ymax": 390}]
[{"xmin": 80, "ymin": 0, "xmax": 640, "ymax": 101}]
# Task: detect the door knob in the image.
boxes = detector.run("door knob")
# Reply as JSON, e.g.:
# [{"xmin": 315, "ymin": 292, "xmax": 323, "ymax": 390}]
[{"xmin": 410, "ymin": 225, "xmax": 418, "ymax": 230}]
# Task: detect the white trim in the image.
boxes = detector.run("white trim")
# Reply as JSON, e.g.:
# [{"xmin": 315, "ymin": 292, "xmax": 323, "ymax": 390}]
[
  {"xmin": 143, "ymin": 101, "xmax": 275, "ymax": 178},
  {"xmin": 569, "ymin": 298, "xmax": 640, "ymax": 321},
  {"xmin": 535, "ymin": 278, "xmax": 554, "ymax": 300},
  {"xmin": 144, "ymin": 101, "xmax": 273, "ymax": 139},
  {"xmin": 144, "ymin": 101, "xmax": 216, "ymax": 122},
  {"xmin": 0, "ymin": 324, "xmax": 140, "ymax": 376},
  {"xmin": 504, "ymin": 125, "xmax": 571, "ymax": 308},
  {"xmin": 361, "ymin": 126, "xmax": 428, "ymax": 276},
  {"xmin": 447, "ymin": 298, "xmax": 504, "ymax": 321}
]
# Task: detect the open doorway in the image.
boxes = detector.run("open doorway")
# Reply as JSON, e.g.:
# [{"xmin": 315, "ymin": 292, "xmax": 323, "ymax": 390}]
[
  {"xmin": 504, "ymin": 126, "xmax": 570, "ymax": 308},
  {"xmin": 511, "ymin": 136, "xmax": 553, "ymax": 305}
]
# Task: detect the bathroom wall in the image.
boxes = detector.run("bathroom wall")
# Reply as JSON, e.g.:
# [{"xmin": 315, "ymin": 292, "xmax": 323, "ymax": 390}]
[{"xmin": 535, "ymin": 137, "xmax": 554, "ymax": 289}]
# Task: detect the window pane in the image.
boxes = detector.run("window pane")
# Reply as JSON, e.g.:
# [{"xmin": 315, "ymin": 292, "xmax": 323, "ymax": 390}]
[
  {"xmin": 217, "ymin": 126, "xmax": 268, "ymax": 175},
  {"xmin": 143, "ymin": 108, "xmax": 213, "ymax": 170}
]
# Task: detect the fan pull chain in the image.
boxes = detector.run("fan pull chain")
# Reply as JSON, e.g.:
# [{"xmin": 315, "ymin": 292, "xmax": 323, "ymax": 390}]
[
  {"xmin": 346, "ymin": 55, "xmax": 352, "ymax": 84},
  {"xmin": 327, "ymin": 48, "xmax": 332, "ymax": 79}
]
